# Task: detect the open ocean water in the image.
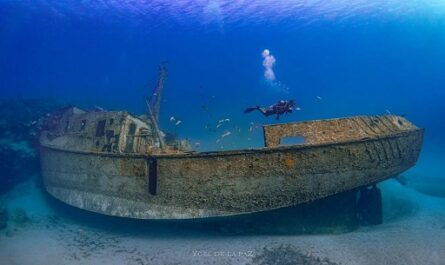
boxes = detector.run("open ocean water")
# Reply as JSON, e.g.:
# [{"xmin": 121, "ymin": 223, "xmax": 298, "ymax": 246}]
[{"xmin": 1, "ymin": 1, "xmax": 445, "ymax": 265}]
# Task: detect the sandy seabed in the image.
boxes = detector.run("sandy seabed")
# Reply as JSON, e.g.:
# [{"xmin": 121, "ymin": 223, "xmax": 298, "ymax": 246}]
[{"xmin": 0, "ymin": 178, "xmax": 444, "ymax": 265}]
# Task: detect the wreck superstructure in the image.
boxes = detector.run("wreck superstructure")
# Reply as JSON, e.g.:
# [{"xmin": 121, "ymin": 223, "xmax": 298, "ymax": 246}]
[
  {"xmin": 39, "ymin": 67, "xmax": 424, "ymax": 219},
  {"xmin": 41, "ymin": 108, "xmax": 153, "ymax": 153}
]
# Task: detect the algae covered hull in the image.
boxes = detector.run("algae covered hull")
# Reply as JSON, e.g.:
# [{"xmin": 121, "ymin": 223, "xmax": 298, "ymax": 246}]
[{"xmin": 39, "ymin": 111, "xmax": 423, "ymax": 219}]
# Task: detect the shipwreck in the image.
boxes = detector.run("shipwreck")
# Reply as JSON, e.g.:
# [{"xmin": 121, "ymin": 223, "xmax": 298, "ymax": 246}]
[{"xmin": 39, "ymin": 65, "xmax": 424, "ymax": 220}]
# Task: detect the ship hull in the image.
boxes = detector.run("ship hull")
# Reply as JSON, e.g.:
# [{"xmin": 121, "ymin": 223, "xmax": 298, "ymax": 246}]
[{"xmin": 40, "ymin": 129, "xmax": 423, "ymax": 219}]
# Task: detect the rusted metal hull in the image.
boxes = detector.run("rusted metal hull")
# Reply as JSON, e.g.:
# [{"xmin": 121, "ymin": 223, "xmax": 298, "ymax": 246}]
[{"xmin": 40, "ymin": 128, "xmax": 423, "ymax": 219}]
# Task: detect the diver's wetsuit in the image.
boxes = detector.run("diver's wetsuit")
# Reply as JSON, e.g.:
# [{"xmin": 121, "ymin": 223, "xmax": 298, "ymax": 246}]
[
  {"xmin": 258, "ymin": 100, "xmax": 289, "ymax": 116},
  {"xmin": 245, "ymin": 100, "xmax": 294, "ymax": 120}
]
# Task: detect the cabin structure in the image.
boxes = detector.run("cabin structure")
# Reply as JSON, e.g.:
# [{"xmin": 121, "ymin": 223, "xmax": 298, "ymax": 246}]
[{"xmin": 40, "ymin": 107, "xmax": 190, "ymax": 155}]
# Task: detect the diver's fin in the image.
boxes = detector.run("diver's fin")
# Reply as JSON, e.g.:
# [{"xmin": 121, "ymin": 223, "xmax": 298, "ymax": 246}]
[{"xmin": 244, "ymin": 107, "xmax": 259, "ymax": 114}]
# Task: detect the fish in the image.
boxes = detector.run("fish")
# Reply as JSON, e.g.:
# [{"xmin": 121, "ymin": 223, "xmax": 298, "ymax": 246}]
[
  {"xmin": 170, "ymin": 116, "xmax": 176, "ymax": 122},
  {"xmin": 218, "ymin": 118, "xmax": 230, "ymax": 123},
  {"xmin": 93, "ymin": 106, "xmax": 106, "ymax": 112},
  {"xmin": 175, "ymin": 120, "xmax": 182, "ymax": 126},
  {"xmin": 316, "ymin": 96, "xmax": 323, "ymax": 100},
  {"xmin": 221, "ymin": 131, "xmax": 231, "ymax": 138},
  {"xmin": 216, "ymin": 123, "xmax": 222, "ymax": 128}
]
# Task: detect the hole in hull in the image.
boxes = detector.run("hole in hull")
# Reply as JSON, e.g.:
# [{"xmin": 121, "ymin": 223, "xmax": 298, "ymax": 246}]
[{"xmin": 280, "ymin": 136, "xmax": 305, "ymax": 146}]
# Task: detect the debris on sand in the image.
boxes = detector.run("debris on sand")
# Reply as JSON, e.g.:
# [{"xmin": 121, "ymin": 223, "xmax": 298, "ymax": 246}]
[{"xmin": 250, "ymin": 244, "xmax": 339, "ymax": 265}]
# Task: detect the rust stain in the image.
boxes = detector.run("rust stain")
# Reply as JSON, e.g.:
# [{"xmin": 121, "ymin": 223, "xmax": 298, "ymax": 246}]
[{"xmin": 284, "ymin": 157, "xmax": 295, "ymax": 168}]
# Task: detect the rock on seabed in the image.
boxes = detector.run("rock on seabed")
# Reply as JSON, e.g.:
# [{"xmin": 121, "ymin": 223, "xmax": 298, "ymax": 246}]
[{"xmin": 0, "ymin": 99, "xmax": 60, "ymax": 194}]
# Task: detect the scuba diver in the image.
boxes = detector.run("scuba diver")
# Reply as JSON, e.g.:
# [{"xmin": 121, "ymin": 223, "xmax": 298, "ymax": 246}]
[{"xmin": 244, "ymin": 99, "xmax": 298, "ymax": 120}]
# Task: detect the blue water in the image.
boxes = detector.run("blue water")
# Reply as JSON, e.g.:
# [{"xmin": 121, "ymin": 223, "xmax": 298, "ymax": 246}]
[{"xmin": 2, "ymin": 1, "xmax": 445, "ymax": 158}]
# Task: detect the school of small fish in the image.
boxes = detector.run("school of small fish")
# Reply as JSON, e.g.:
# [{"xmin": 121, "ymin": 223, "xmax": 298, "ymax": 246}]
[{"xmin": 169, "ymin": 96, "xmax": 305, "ymax": 151}]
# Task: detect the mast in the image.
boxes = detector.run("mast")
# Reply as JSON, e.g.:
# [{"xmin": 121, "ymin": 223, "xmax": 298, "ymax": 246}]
[
  {"xmin": 146, "ymin": 98, "xmax": 166, "ymax": 150},
  {"xmin": 147, "ymin": 63, "xmax": 168, "ymax": 151},
  {"xmin": 148, "ymin": 63, "xmax": 167, "ymax": 122}
]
